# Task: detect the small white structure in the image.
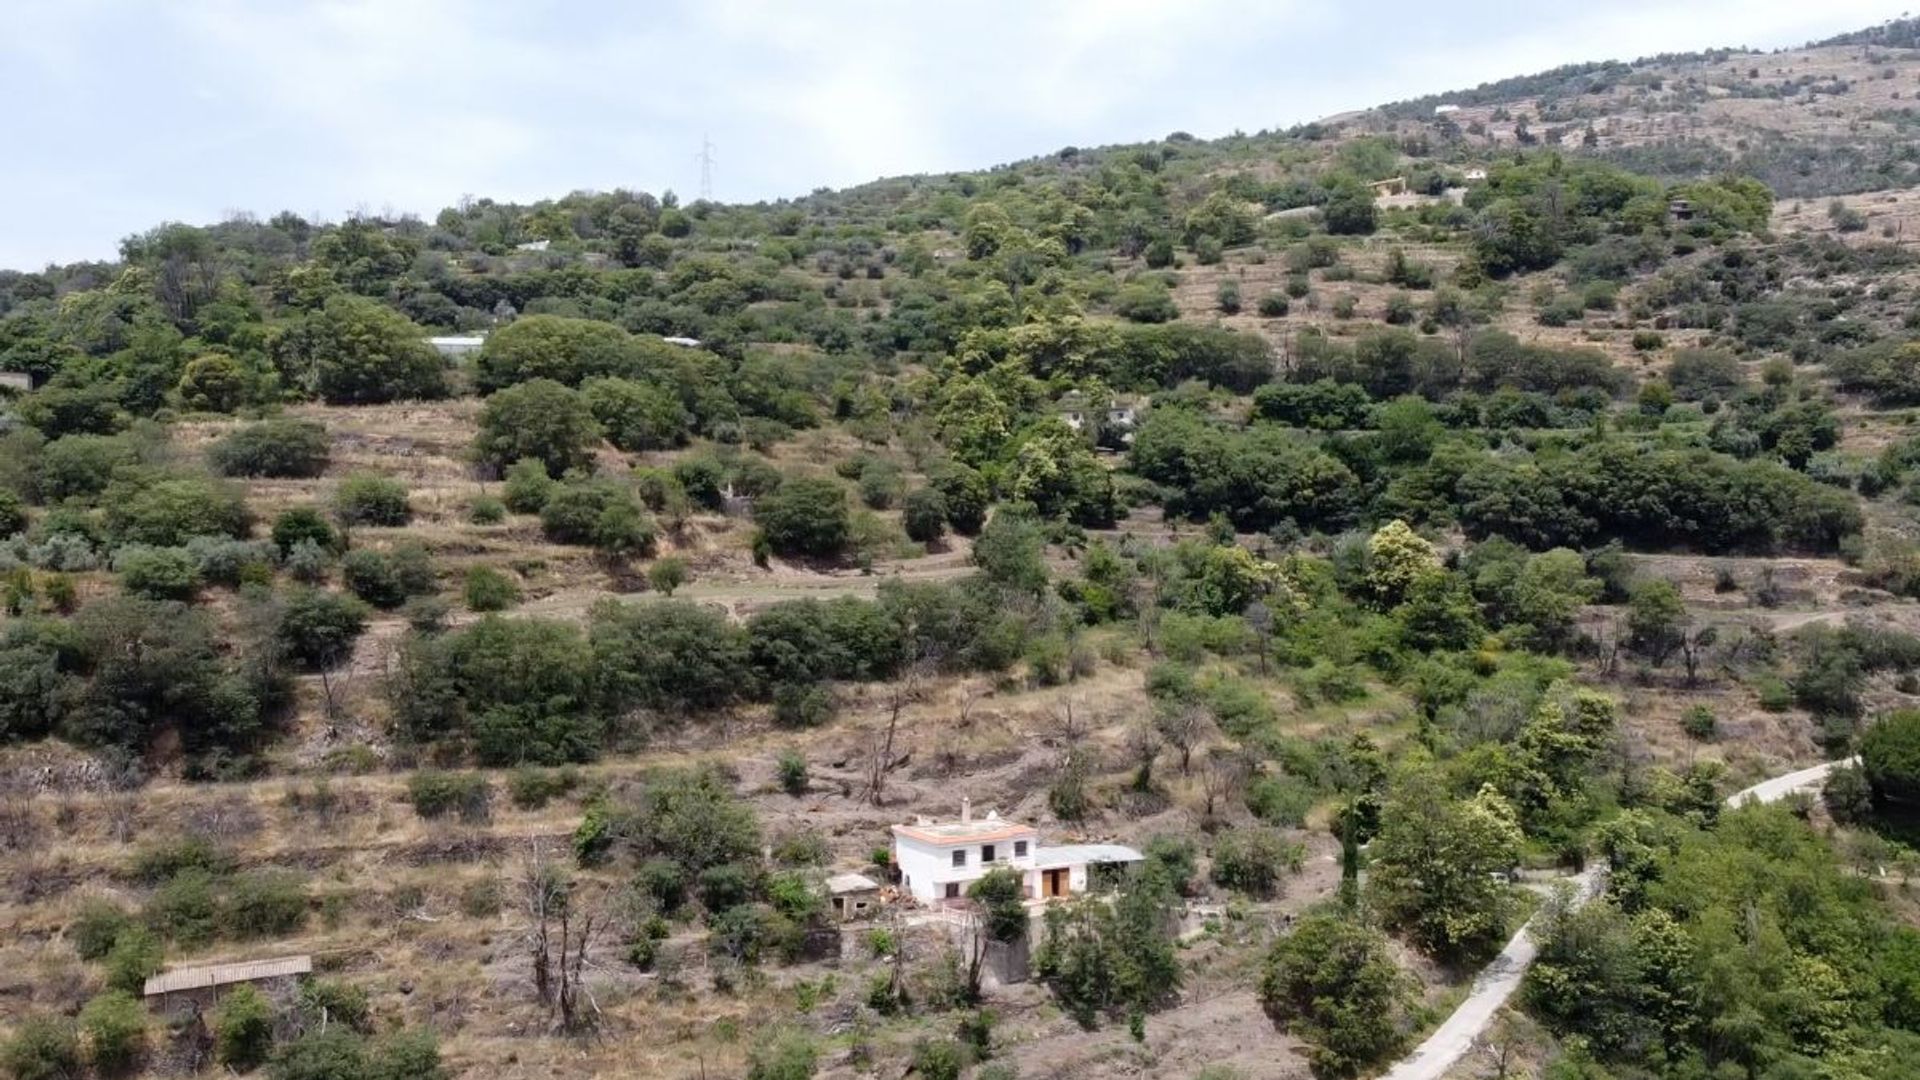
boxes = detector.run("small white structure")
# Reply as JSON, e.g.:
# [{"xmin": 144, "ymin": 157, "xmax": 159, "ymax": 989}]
[
  {"xmin": 827, "ymin": 872, "xmax": 882, "ymax": 921},
  {"xmin": 1435, "ymin": 103, "xmax": 1462, "ymax": 115},
  {"xmin": 515, "ymin": 239, "xmax": 551, "ymax": 252},
  {"xmin": 662, "ymin": 335, "xmax": 703, "ymax": 348},
  {"xmin": 0, "ymin": 371, "xmax": 30, "ymax": 392},
  {"xmin": 426, "ymin": 335, "xmax": 485, "ymax": 358},
  {"xmin": 1463, "ymin": 168, "xmax": 1489, "ymax": 182},
  {"xmin": 891, "ymin": 800, "xmax": 1143, "ymax": 903}
]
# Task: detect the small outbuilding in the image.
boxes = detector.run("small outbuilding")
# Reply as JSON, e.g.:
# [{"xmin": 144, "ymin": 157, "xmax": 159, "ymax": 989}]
[{"xmin": 827, "ymin": 872, "xmax": 882, "ymax": 921}]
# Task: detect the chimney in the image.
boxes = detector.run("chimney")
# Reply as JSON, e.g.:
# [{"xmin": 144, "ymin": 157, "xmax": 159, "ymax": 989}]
[{"xmin": 961, "ymin": 797, "xmax": 972, "ymax": 823}]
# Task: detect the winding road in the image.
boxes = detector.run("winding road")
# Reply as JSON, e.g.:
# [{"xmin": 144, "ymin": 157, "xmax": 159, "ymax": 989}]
[{"xmin": 1378, "ymin": 757, "xmax": 1856, "ymax": 1080}]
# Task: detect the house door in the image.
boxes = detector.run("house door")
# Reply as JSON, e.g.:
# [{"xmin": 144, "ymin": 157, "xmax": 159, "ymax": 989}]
[{"xmin": 1042, "ymin": 868, "xmax": 1069, "ymax": 899}]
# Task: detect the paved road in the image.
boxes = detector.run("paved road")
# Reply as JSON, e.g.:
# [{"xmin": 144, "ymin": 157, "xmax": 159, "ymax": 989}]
[{"xmin": 1377, "ymin": 757, "xmax": 1854, "ymax": 1080}]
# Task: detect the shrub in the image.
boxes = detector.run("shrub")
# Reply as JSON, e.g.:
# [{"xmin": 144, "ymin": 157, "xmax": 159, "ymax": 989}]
[
  {"xmin": 647, "ymin": 556, "xmax": 689, "ymax": 596},
  {"xmin": 1, "ymin": 1016, "xmax": 80, "ymax": 1080},
  {"xmin": 342, "ymin": 544, "xmax": 435, "ymax": 609},
  {"xmin": 276, "ymin": 587, "xmax": 368, "ymax": 668},
  {"xmin": 1114, "ymin": 283, "xmax": 1179, "ymax": 323},
  {"xmin": 776, "ymin": 749, "xmax": 808, "ymax": 796},
  {"xmin": 146, "ymin": 870, "xmax": 221, "ymax": 946},
  {"xmin": 212, "ymin": 984, "xmax": 275, "ymax": 1071},
  {"xmin": 225, "ymin": 869, "xmax": 309, "ymax": 938},
  {"xmin": 333, "ymin": 473, "xmax": 411, "ymax": 527},
  {"xmin": 187, "ymin": 536, "xmax": 274, "ymax": 587},
  {"xmin": 1680, "ymin": 706, "xmax": 1717, "ymax": 741},
  {"xmin": 467, "ymin": 496, "xmax": 506, "ymax": 524},
  {"xmin": 79, "ymin": 991, "xmax": 146, "ymax": 1074},
  {"xmin": 508, "ymin": 766, "xmax": 578, "ymax": 810},
  {"xmin": 502, "ymin": 458, "xmax": 556, "ymax": 514},
  {"xmin": 272, "ymin": 506, "xmax": 338, "ymax": 555},
  {"xmin": 746, "ymin": 1032, "xmax": 818, "ymax": 1080},
  {"xmin": 103, "ymin": 927, "xmax": 163, "ymax": 994},
  {"xmin": 115, "ymin": 545, "xmax": 201, "ymax": 600},
  {"xmin": 1211, "ymin": 826, "xmax": 1301, "ymax": 898},
  {"xmin": 1216, "ymin": 280, "xmax": 1242, "ymax": 315},
  {"xmin": 209, "ymin": 420, "xmax": 331, "ymax": 478},
  {"xmin": 1245, "ymin": 774, "xmax": 1315, "ymax": 827},
  {"xmin": 71, "ymin": 899, "xmax": 134, "ymax": 961},
  {"xmin": 462, "ymin": 566, "xmax": 520, "ymax": 612},
  {"xmin": 902, "ymin": 488, "xmax": 948, "ymax": 544},
  {"xmin": 539, "ymin": 480, "xmax": 657, "ymax": 556},
  {"xmin": 911, "ymin": 1039, "xmax": 967, "ymax": 1080},
  {"xmin": 1257, "ymin": 293, "xmax": 1290, "ymax": 317},
  {"xmin": 474, "ymin": 379, "xmax": 600, "ymax": 476},
  {"xmin": 103, "ymin": 475, "xmax": 252, "ymax": 547},
  {"xmin": 772, "ymin": 682, "xmax": 835, "ymax": 728},
  {"xmin": 407, "ymin": 771, "xmax": 492, "ymax": 822},
  {"xmin": 754, "ymin": 477, "xmax": 851, "ymax": 558}
]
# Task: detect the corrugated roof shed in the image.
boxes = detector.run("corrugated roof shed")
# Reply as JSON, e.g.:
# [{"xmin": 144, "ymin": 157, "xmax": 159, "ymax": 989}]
[
  {"xmin": 144, "ymin": 955, "xmax": 312, "ymax": 997},
  {"xmin": 1033, "ymin": 844, "xmax": 1145, "ymax": 870}
]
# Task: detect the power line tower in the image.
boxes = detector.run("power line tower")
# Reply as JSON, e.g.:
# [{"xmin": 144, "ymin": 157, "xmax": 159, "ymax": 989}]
[{"xmin": 695, "ymin": 134, "xmax": 716, "ymax": 201}]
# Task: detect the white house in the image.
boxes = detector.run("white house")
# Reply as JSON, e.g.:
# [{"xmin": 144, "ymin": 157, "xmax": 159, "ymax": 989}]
[
  {"xmin": 426, "ymin": 335, "xmax": 485, "ymax": 358},
  {"xmin": 515, "ymin": 239, "xmax": 551, "ymax": 252},
  {"xmin": 891, "ymin": 800, "xmax": 1143, "ymax": 903},
  {"xmin": 662, "ymin": 336, "xmax": 704, "ymax": 348}
]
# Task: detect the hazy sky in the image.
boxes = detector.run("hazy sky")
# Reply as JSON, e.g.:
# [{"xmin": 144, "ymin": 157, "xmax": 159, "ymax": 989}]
[{"xmin": 1, "ymin": 0, "xmax": 1910, "ymax": 269}]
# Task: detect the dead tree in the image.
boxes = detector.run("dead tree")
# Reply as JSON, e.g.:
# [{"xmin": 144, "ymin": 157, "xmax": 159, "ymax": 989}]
[
  {"xmin": 864, "ymin": 648, "xmax": 943, "ymax": 806},
  {"xmin": 520, "ymin": 840, "xmax": 608, "ymax": 1033}
]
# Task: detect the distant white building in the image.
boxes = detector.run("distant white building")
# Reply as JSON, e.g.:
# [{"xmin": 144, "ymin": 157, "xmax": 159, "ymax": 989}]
[
  {"xmin": 662, "ymin": 336, "xmax": 703, "ymax": 348},
  {"xmin": 1463, "ymin": 168, "xmax": 1489, "ymax": 182},
  {"xmin": 515, "ymin": 239, "xmax": 551, "ymax": 252},
  {"xmin": 0, "ymin": 371, "xmax": 31, "ymax": 392},
  {"xmin": 1435, "ymin": 103, "xmax": 1462, "ymax": 115},
  {"xmin": 891, "ymin": 801, "xmax": 1143, "ymax": 903},
  {"xmin": 426, "ymin": 335, "xmax": 485, "ymax": 358}
]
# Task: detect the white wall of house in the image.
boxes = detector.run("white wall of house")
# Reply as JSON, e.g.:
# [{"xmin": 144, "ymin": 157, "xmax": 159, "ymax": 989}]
[{"xmin": 893, "ymin": 830, "xmax": 1039, "ymax": 902}]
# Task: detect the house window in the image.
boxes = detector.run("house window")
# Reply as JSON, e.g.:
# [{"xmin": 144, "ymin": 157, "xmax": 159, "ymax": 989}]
[
  {"xmin": 1014, "ymin": 840, "xmax": 1028, "ymax": 857},
  {"xmin": 945, "ymin": 882, "xmax": 961, "ymax": 899},
  {"xmin": 952, "ymin": 849, "xmax": 966, "ymax": 868},
  {"xmin": 982, "ymin": 844, "xmax": 996, "ymax": 863}
]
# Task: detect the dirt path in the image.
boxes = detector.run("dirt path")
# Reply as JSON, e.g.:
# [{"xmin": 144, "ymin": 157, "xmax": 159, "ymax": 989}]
[{"xmin": 1380, "ymin": 758, "xmax": 1855, "ymax": 1080}]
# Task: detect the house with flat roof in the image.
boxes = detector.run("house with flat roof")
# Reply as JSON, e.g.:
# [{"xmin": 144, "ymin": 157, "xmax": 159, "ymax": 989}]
[{"xmin": 891, "ymin": 800, "xmax": 1142, "ymax": 903}]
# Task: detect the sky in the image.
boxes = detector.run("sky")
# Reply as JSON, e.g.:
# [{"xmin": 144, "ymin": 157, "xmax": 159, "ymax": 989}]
[{"xmin": 0, "ymin": 0, "xmax": 1911, "ymax": 269}]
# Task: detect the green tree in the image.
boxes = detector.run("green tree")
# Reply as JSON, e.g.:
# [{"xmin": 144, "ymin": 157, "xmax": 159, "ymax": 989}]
[
  {"xmin": 1862, "ymin": 708, "xmax": 1920, "ymax": 809},
  {"xmin": 474, "ymin": 379, "xmax": 601, "ymax": 476},
  {"xmin": 213, "ymin": 984, "xmax": 276, "ymax": 1071},
  {"xmin": 1626, "ymin": 580, "xmax": 1688, "ymax": 666},
  {"xmin": 582, "ymin": 376, "xmax": 690, "ymax": 451},
  {"xmin": 208, "ymin": 420, "xmax": 331, "ymax": 479},
  {"xmin": 971, "ymin": 512, "xmax": 1048, "ymax": 593},
  {"xmin": 646, "ymin": 556, "xmax": 688, "ymax": 596},
  {"xmin": 0, "ymin": 1016, "xmax": 80, "ymax": 1080},
  {"xmin": 902, "ymin": 488, "xmax": 948, "ymax": 544},
  {"xmin": 1260, "ymin": 914, "xmax": 1412, "ymax": 1077},
  {"xmin": 281, "ymin": 295, "xmax": 445, "ymax": 405},
  {"xmin": 1369, "ymin": 778, "xmax": 1522, "ymax": 961},
  {"xmin": 275, "ymin": 587, "xmax": 368, "ymax": 668},
  {"xmin": 79, "ymin": 990, "xmax": 147, "ymax": 1075},
  {"xmin": 753, "ymin": 476, "xmax": 850, "ymax": 558},
  {"xmin": 476, "ymin": 314, "xmax": 638, "ymax": 390},
  {"xmin": 333, "ymin": 472, "xmax": 412, "ymax": 527}
]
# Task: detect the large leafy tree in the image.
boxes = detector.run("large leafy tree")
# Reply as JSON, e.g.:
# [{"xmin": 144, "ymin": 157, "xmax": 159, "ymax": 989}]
[
  {"xmin": 1260, "ymin": 913, "xmax": 1413, "ymax": 1077},
  {"xmin": 473, "ymin": 379, "xmax": 601, "ymax": 476},
  {"xmin": 277, "ymin": 295, "xmax": 445, "ymax": 405},
  {"xmin": 1369, "ymin": 775, "xmax": 1523, "ymax": 962}
]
